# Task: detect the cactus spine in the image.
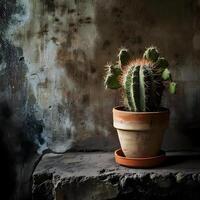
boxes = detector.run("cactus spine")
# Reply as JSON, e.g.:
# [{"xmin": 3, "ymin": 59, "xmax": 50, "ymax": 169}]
[
  {"xmin": 123, "ymin": 59, "xmax": 162, "ymax": 111},
  {"xmin": 104, "ymin": 46, "xmax": 176, "ymax": 112}
]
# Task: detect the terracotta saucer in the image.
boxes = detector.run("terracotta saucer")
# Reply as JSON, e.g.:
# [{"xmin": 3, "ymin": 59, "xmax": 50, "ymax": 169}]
[{"xmin": 114, "ymin": 149, "xmax": 166, "ymax": 168}]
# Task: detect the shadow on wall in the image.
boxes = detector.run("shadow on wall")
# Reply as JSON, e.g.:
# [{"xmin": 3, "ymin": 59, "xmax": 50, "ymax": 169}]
[
  {"xmin": 0, "ymin": 101, "xmax": 16, "ymax": 200},
  {"xmin": 0, "ymin": 35, "xmax": 46, "ymax": 198},
  {"xmin": 174, "ymin": 85, "xmax": 200, "ymax": 148},
  {"xmin": 0, "ymin": 0, "xmax": 47, "ymax": 195},
  {"xmin": 0, "ymin": 101, "xmax": 39, "ymax": 200}
]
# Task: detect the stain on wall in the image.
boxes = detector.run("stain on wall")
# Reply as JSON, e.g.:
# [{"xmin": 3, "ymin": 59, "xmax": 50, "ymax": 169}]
[{"xmin": 7, "ymin": 0, "xmax": 119, "ymax": 153}]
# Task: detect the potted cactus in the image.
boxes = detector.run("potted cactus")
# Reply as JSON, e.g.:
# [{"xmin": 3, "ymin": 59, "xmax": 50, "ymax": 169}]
[{"xmin": 104, "ymin": 47, "xmax": 176, "ymax": 167}]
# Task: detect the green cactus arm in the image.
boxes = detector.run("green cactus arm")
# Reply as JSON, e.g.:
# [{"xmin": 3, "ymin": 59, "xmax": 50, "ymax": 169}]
[
  {"xmin": 143, "ymin": 46, "xmax": 160, "ymax": 62},
  {"xmin": 118, "ymin": 48, "xmax": 130, "ymax": 67},
  {"xmin": 161, "ymin": 68, "xmax": 177, "ymax": 94},
  {"xmin": 168, "ymin": 82, "xmax": 176, "ymax": 94},
  {"xmin": 156, "ymin": 57, "xmax": 169, "ymax": 70},
  {"xmin": 104, "ymin": 64, "xmax": 122, "ymax": 89},
  {"xmin": 162, "ymin": 68, "xmax": 172, "ymax": 81}
]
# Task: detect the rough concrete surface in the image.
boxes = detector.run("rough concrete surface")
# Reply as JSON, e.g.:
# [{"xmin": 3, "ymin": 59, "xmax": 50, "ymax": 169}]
[{"xmin": 33, "ymin": 152, "xmax": 200, "ymax": 200}]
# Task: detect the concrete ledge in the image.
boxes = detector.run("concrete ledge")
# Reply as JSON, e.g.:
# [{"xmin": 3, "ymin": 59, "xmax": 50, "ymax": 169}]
[{"xmin": 32, "ymin": 152, "xmax": 200, "ymax": 200}]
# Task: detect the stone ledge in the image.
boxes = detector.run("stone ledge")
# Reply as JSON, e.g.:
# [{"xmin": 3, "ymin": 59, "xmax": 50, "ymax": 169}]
[{"xmin": 32, "ymin": 152, "xmax": 200, "ymax": 200}]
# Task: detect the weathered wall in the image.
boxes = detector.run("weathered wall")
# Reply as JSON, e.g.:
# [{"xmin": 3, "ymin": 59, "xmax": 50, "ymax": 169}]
[
  {"xmin": 1, "ymin": 0, "xmax": 200, "ymax": 198},
  {"xmin": 3, "ymin": 0, "xmax": 200, "ymax": 153}
]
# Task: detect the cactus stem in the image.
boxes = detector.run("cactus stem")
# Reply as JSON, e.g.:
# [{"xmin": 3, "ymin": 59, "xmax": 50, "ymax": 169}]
[{"xmin": 139, "ymin": 66, "xmax": 146, "ymax": 111}]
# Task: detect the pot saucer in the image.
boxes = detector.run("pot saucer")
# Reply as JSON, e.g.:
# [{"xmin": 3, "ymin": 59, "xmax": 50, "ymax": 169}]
[{"xmin": 114, "ymin": 149, "xmax": 166, "ymax": 168}]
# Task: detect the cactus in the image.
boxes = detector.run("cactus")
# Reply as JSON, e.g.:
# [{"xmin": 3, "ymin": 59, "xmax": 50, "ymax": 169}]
[
  {"xmin": 104, "ymin": 46, "xmax": 176, "ymax": 112},
  {"xmin": 123, "ymin": 59, "xmax": 163, "ymax": 111},
  {"xmin": 104, "ymin": 64, "xmax": 122, "ymax": 89}
]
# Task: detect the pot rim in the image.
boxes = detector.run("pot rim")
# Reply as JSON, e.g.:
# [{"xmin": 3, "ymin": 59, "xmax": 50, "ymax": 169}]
[{"xmin": 113, "ymin": 106, "xmax": 169, "ymax": 115}]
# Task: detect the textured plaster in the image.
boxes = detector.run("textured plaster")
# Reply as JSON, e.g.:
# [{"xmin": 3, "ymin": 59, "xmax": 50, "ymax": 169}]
[
  {"xmin": 7, "ymin": 0, "xmax": 116, "ymax": 153},
  {"xmin": 3, "ymin": 0, "xmax": 200, "ymax": 153}
]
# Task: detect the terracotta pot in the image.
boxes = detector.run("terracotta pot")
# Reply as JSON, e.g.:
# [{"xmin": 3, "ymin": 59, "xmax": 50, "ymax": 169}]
[{"xmin": 113, "ymin": 106, "xmax": 169, "ymax": 158}]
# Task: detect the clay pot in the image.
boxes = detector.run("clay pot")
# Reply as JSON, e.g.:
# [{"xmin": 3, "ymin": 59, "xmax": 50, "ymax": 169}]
[{"xmin": 113, "ymin": 106, "xmax": 169, "ymax": 158}]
